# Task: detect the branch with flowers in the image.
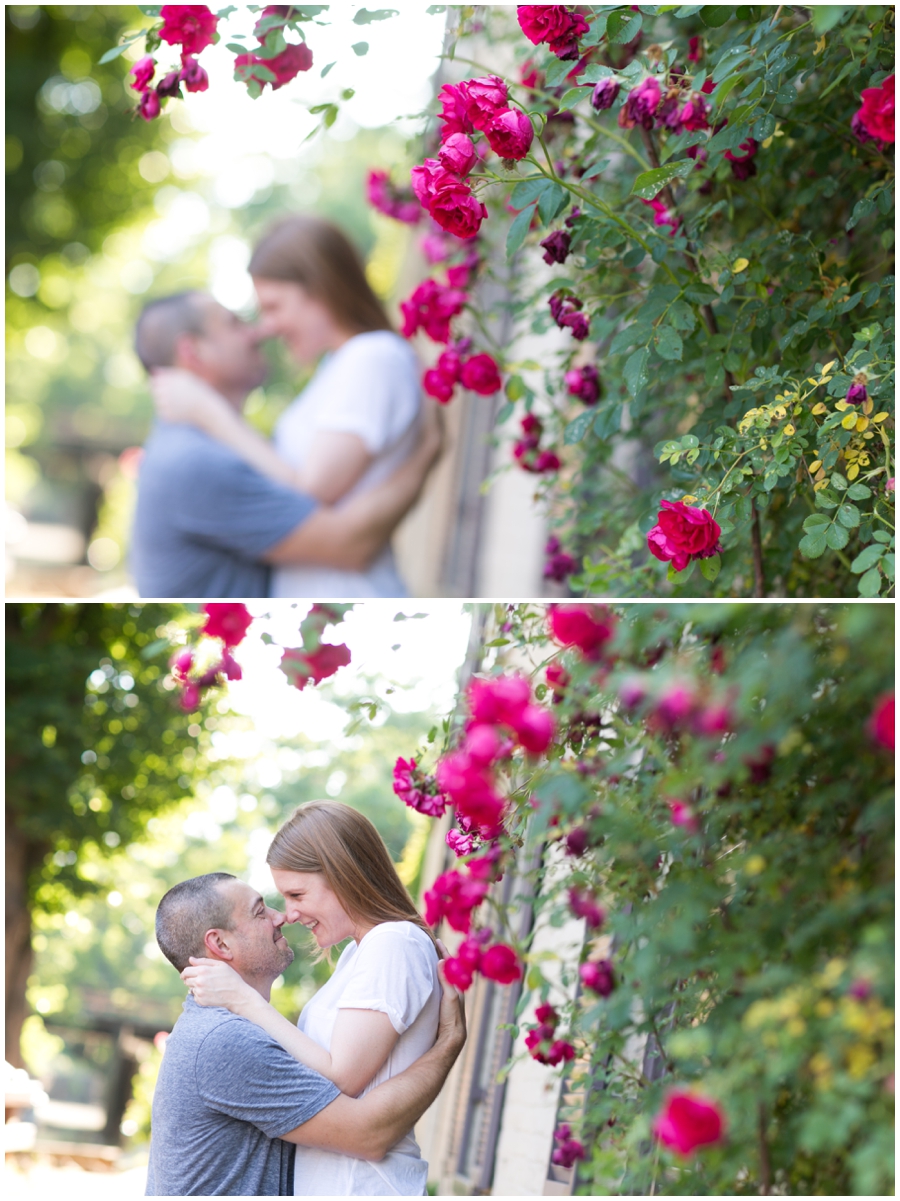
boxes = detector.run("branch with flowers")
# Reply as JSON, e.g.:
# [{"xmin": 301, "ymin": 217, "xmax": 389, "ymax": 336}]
[{"xmin": 392, "ymin": 600, "xmax": 894, "ymax": 1195}]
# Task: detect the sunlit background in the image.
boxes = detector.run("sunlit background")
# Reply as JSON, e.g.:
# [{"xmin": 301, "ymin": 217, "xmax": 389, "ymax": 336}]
[
  {"xmin": 8, "ymin": 600, "xmax": 471, "ymax": 1193},
  {"xmin": 6, "ymin": 5, "xmax": 448, "ymax": 596}
]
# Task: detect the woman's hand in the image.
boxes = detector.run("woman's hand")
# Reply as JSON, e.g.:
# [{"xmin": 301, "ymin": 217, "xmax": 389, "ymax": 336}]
[
  {"xmin": 149, "ymin": 368, "xmax": 233, "ymax": 433},
  {"xmin": 180, "ymin": 957, "xmax": 257, "ymax": 1013}
]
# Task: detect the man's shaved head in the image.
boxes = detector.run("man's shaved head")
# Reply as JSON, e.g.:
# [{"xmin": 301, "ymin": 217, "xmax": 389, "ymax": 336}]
[
  {"xmin": 135, "ymin": 291, "xmax": 212, "ymax": 372},
  {"xmin": 156, "ymin": 872, "xmax": 237, "ymax": 971}
]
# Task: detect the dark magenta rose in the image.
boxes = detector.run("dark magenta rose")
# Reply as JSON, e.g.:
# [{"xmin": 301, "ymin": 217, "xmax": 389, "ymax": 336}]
[
  {"xmin": 679, "ymin": 93, "xmax": 710, "ymax": 131},
  {"xmin": 725, "ymin": 138, "xmax": 758, "ymax": 180},
  {"xmin": 619, "ymin": 77, "xmax": 661, "ymax": 130},
  {"xmin": 591, "ymin": 77, "xmax": 620, "ymax": 110},
  {"xmin": 869, "ymin": 692, "xmax": 894, "ymax": 751},
  {"xmin": 517, "ymin": 5, "xmax": 589, "ymax": 60},
  {"xmin": 179, "ymin": 56, "xmax": 209, "ymax": 92},
  {"xmin": 159, "ymin": 5, "xmax": 218, "ymax": 55},
  {"xmin": 429, "ymin": 180, "xmax": 488, "ymax": 239},
  {"xmin": 564, "ymin": 364, "xmax": 600, "ymax": 404},
  {"xmin": 399, "ymin": 279, "xmax": 467, "ymax": 343},
  {"xmin": 138, "ymin": 84, "xmax": 160, "ymax": 118},
  {"xmin": 460, "ymin": 352, "xmax": 502, "ymax": 395},
  {"xmin": 366, "ymin": 169, "xmax": 422, "ymax": 225},
  {"xmin": 647, "ymin": 500, "xmax": 721, "ymax": 573},
  {"xmin": 484, "ymin": 108, "xmax": 535, "ymax": 160},
  {"xmin": 156, "ymin": 70, "xmax": 182, "ymax": 98},
  {"xmin": 540, "ymin": 229, "xmax": 571, "ymax": 264},
  {"xmin": 202, "ymin": 602, "xmax": 253, "ymax": 646},
  {"xmin": 845, "ymin": 379, "xmax": 868, "ymax": 405},
  {"xmin": 480, "ymin": 943, "xmax": 522, "ymax": 984},
  {"xmin": 580, "ymin": 959, "xmax": 615, "ymax": 996}
]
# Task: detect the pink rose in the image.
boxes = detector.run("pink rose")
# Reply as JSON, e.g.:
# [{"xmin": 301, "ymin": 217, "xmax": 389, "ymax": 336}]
[
  {"xmin": 159, "ymin": 5, "xmax": 218, "ymax": 56},
  {"xmin": 568, "ymin": 887, "xmax": 604, "ymax": 929},
  {"xmin": 552, "ymin": 1135, "xmax": 586, "ymax": 1168},
  {"xmin": 280, "ymin": 643, "xmax": 351, "ymax": 691},
  {"xmin": 446, "ymin": 828, "xmax": 476, "ymax": 857},
  {"xmin": 653, "ymin": 1091, "xmax": 725, "ymax": 1156},
  {"xmin": 580, "ymin": 959, "xmax": 615, "ymax": 996},
  {"xmin": 235, "ymin": 42, "xmax": 312, "ymax": 92},
  {"xmin": 667, "ymin": 799, "xmax": 699, "ymax": 833},
  {"xmin": 856, "ymin": 74, "xmax": 894, "ymax": 143},
  {"xmin": 548, "ymin": 603, "xmax": 616, "ymax": 660},
  {"xmin": 438, "ymin": 82, "xmax": 474, "ymax": 138},
  {"xmin": 202, "ymin": 603, "xmax": 252, "ymax": 647},
  {"xmin": 565, "ymin": 364, "xmax": 600, "ymax": 404},
  {"xmin": 619, "ymin": 77, "xmax": 661, "ymax": 130},
  {"xmin": 130, "ymin": 56, "xmax": 156, "ymax": 92},
  {"xmin": 439, "ymin": 132, "xmax": 478, "ymax": 177},
  {"xmin": 654, "ymin": 683, "xmax": 696, "ymax": 728},
  {"xmin": 484, "ymin": 108, "xmax": 535, "ymax": 160},
  {"xmin": 679, "ymin": 92, "xmax": 710, "ymax": 131},
  {"xmin": 180, "ymin": 682, "xmax": 200, "ymax": 711},
  {"xmin": 642, "ymin": 197, "xmax": 680, "ymax": 236},
  {"xmin": 846, "ymin": 379, "xmax": 868, "ymax": 405},
  {"xmin": 460, "ymin": 352, "xmax": 502, "ymax": 395},
  {"xmin": 443, "ymin": 936, "xmax": 483, "ymax": 989},
  {"xmin": 512, "ymin": 704, "xmax": 555, "ymax": 754},
  {"xmin": 400, "ymin": 279, "xmax": 467, "ymax": 343},
  {"xmin": 436, "ymin": 751, "xmax": 505, "ymax": 835},
  {"xmin": 366, "ymin": 169, "xmax": 421, "ymax": 225},
  {"xmin": 647, "ymin": 501, "xmax": 721, "ymax": 573},
  {"xmin": 463, "ymin": 75, "xmax": 509, "ymax": 130},
  {"xmin": 480, "ymin": 943, "xmax": 522, "ymax": 984}
]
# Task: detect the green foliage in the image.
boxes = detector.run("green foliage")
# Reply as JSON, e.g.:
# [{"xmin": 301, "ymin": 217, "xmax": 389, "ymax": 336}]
[
  {"xmin": 455, "ymin": 603, "xmax": 894, "ymax": 1195},
  {"xmin": 465, "ymin": 6, "xmax": 895, "ymax": 596}
]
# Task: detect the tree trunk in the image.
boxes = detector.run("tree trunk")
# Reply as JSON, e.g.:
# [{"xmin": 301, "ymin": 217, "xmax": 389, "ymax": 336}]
[{"xmin": 5, "ymin": 815, "xmax": 44, "ymax": 1068}]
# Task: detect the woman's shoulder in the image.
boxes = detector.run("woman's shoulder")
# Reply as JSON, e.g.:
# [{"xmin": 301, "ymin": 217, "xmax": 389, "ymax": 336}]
[
  {"xmin": 338, "ymin": 330, "xmax": 417, "ymax": 370},
  {"xmin": 362, "ymin": 921, "xmax": 437, "ymax": 960}
]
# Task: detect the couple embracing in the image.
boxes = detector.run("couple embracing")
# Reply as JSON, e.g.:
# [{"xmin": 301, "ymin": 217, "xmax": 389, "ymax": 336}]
[
  {"xmin": 147, "ymin": 800, "xmax": 466, "ymax": 1196},
  {"xmin": 133, "ymin": 216, "xmax": 440, "ymax": 600}
]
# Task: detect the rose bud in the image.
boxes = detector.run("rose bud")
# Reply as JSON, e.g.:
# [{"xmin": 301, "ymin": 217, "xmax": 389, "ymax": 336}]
[{"xmin": 591, "ymin": 78, "xmax": 620, "ymax": 111}]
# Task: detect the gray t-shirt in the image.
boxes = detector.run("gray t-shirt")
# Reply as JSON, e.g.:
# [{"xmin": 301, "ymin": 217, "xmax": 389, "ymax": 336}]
[
  {"xmin": 132, "ymin": 422, "xmax": 317, "ymax": 598},
  {"xmin": 146, "ymin": 995, "xmax": 340, "ymax": 1197}
]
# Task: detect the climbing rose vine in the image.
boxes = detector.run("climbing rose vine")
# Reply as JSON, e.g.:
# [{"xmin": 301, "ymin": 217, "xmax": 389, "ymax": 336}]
[{"xmin": 395, "ymin": 601, "xmax": 893, "ymax": 1195}]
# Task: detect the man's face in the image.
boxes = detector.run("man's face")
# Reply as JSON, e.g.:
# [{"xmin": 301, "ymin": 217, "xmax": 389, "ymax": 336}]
[
  {"xmin": 179, "ymin": 298, "xmax": 268, "ymax": 396},
  {"xmin": 212, "ymin": 879, "xmax": 294, "ymax": 984}
]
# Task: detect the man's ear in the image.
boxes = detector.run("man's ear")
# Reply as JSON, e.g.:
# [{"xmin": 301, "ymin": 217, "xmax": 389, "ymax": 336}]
[
  {"xmin": 173, "ymin": 331, "xmax": 202, "ymax": 371},
  {"xmin": 203, "ymin": 928, "xmax": 235, "ymax": 960}
]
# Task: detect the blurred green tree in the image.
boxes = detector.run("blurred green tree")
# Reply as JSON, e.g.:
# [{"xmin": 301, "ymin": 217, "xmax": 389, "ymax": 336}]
[
  {"xmin": 5, "ymin": 601, "xmax": 205, "ymax": 1065},
  {"xmin": 5, "ymin": 4, "xmax": 165, "ymax": 268}
]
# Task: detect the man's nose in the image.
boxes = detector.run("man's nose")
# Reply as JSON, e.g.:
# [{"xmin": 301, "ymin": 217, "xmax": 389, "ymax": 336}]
[{"xmin": 269, "ymin": 906, "xmax": 286, "ymax": 928}]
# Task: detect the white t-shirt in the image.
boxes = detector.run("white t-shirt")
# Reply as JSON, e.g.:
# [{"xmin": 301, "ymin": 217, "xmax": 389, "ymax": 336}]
[
  {"xmin": 270, "ymin": 331, "xmax": 422, "ymax": 599},
  {"xmin": 292, "ymin": 921, "xmax": 440, "ymax": 1197}
]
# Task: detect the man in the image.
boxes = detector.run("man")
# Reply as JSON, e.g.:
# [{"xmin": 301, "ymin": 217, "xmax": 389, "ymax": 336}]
[
  {"xmin": 147, "ymin": 872, "xmax": 465, "ymax": 1197},
  {"xmin": 131, "ymin": 292, "xmax": 440, "ymax": 597}
]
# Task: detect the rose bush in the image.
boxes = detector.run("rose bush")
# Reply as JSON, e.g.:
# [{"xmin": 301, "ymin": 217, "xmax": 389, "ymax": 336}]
[
  {"xmin": 392, "ymin": 6, "xmax": 894, "ymax": 598},
  {"xmin": 395, "ymin": 601, "xmax": 894, "ymax": 1195}
]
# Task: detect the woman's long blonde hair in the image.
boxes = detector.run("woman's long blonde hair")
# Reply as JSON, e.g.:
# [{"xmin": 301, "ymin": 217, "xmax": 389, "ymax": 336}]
[
  {"xmin": 249, "ymin": 214, "xmax": 393, "ymax": 335},
  {"xmin": 266, "ymin": 800, "xmax": 436, "ymax": 948}
]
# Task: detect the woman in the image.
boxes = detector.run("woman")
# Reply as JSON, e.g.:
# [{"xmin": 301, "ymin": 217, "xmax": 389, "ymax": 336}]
[
  {"xmin": 182, "ymin": 801, "xmax": 441, "ymax": 1197},
  {"xmin": 153, "ymin": 215, "xmax": 422, "ymax": 597}
]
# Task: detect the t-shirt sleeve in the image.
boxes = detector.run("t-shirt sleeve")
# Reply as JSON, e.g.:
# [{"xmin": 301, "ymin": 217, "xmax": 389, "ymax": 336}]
[
  {"xmin": 195, "ymin": 1018, "xmax": 340, "ymax": 1139},
  {"xmin": 317, "ymin": 337, "xmax": 421, "ymax": 456},
  {"xmin": 172, "ymin": 445, "xmax": 317, "ymax": 557},
  {"xmin": 337, "ymin": 924, "xmax": 438, "ymax": 1035}
]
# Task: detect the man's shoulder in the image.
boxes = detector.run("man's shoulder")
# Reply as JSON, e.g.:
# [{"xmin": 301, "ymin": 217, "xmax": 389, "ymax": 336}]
[{"xmin": 142, "ymin": 422, "xmax": 242, "ymax": 482}]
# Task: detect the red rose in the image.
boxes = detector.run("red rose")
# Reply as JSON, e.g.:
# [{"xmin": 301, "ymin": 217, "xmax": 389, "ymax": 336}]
[
  {"xmin": 460, "ymin": 353, "xmax": 502, "ymax": 395},
  {"xmin": 236, "ymin": 42, "xmax": 312, "ymax": 91},
  {"xmin": 653, "ymin": 1091, "xmax": 725, "ymax": 1156},
  {"xmin": 517, "ymin": 5, "xmax": 589, "ymax": 61},
  {"xmin": 647, "ymin": 500, "xmax": 722, "ymax": 573},
  {"xmin": 366, "ymin": 169, "xmax": 421, "ymax": 225},
  {"xmin": 131, "ymin": 56, "xmax": 156, "ymax": 92},
  {"xmin": 438, "ymin": 82, "xmax": 474, "ymax": 138},
  {"xmin": 159, "ymin": 5, "xmax": 218, "ymax": 56},
  {"xmin": 202, "ymin": 603, "xmax": 252, "ymax": 647},
  {"xmin": 580, "ymin": 959, "xmax": 615, "ymax": 996},
  {"xmin": 429, "ymin": 181, "xmax": 488, "ymax": 239},
  {"xmin": 443, "ymin": 936, "xmax": 483, "ymax": 990},
  {"xmin": 869, "ymin": 692, "xmax": 895, "ymax": 751},
  {"xmin": 480, "ymin": 943, "xmax": 522, "ymax": 984},
  {"xmin": 436, "ymin": 751, "xmax": 505, "ymax": 835},
  {"xmin": 485, "ymin": 108, "xmax": 535, "ymax": 160},
  {"xmin": 857, "ymin": 74, "xmax": 894, "ymax": 143},
  {"xmin": 568, "ymin": 887, "xmax": 604, "ymax": 929},
  {"xmin": 548, "ymin": 603, "xmax": 616, "ymax": 659},
  {"xmin": 468, "ymin": 673, "xmax": 531, "ymax": 726},
  {"xmin": 400, "ymin": 279, "xmax": 467, "ymax": 343}
]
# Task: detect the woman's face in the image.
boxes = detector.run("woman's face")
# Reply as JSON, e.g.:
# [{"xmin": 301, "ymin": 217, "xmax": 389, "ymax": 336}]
[
  {"xmin": 253, "ymin": 277, "xmax": 344, "ymax": 366},
  {"xmin": 271, "ymin": 868, "xmax": 359, "ymax": 949}
]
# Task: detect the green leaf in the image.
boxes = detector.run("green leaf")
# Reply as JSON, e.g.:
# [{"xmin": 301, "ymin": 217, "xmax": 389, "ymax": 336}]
[
  {"xmin": 353, "ymin": 8, "xmax": 399, "ymax": 23},
  {"xmin": 699, "ymin": 553, "xmax": 721, "ymax": 581},
  {"xmin": 507, "ymin": 203, "xmax": 537, "ymax": 259},
  {"xmin": 582, "ymin": 158, "xmax": 610, "ymax": 180},
  {"xmin": 858, "ymin": 566, "xmax": 883, "ymax": 596},
  {"xmin": 538, "ymin": 181, "xmax": 569, "ymax": 224},
  {"xmin": 558, "ymin": 86, "xmax": 590, "ymax": 110},
  {"xmin": 320, "ymin": 61, "xmax": 336, "ymax": 77},
  {"xmin": 815, "ymin": 488, "xmax": 840, "ymax": 510},
  {"xmin": 99, "ymin": 37, "xmax": 146, "ymax": 64},
  {"xmin": 631, "ymin": 160, "xmax": 694, "ymax": 200},
  {"xmin": 669, "ymin": 300, "xmax": 696, "ymax": 332},
  {"xmin": 799, "ymin": 532, "xmax": 827, "ymax": 558},
  {"xmin": 564, "ymin": 410, "xmax": 596, "ymax": 445},
  {"xmin": 803, "ymin": 514, "xmax": 830, "ymax": 531},
  {"xmin": 825, "ymin": 523, "xmax": 850, "ymax": 551},
  {"xmin": 624, "ymin": 348, "xmax": 650, "ymax": 398},
  {"xmin": 837, "ymin": 503, "xmax": 861, "ymax": 529},
  {"xmin": 655, "ymin": 326, "xmax": 683, "ymax": 361},
  {"xmin": 505, "ymin": 374, "xmax": 526, "ymax": 402},
  {"xmin": 851, "ymin": 544, "xmax": 885, "ymax": 573},
  {"xmin": 812, "ymin": 6, "xmax": 850, "ymax": 33},
  {"xmin": 351, "ymin": 41, "xmax": 369, "ymax": 55},
  {"xmin": 607, "ymin": 10, "xmax": 642, "ymax": 43},
  {"xmin": 846, "ymin": 482, "xmax": 873, "ymax": 500},
  {"xmin": 700, "ymin": 5, "xmax": 733, "ymax": 26}
]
